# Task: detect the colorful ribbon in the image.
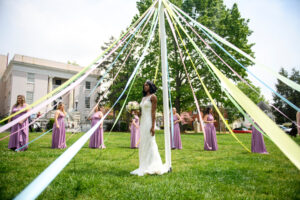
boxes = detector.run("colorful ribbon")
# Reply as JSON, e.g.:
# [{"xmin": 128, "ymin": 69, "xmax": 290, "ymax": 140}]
[
  {"xmin": 170, "ymin": 3, "xmax": 299, "ymax": 112},
  {"xmin": 15, "ymin": 129, "xmax": 53, "ymax": 152},
  {"xmin": 164, "ymin": 0, "xmax": 251, "ymax": 152},
  {"xmin": 170, "ymin": 2, "xmax": 300, "ymax": 94},
  {"xmin": 14, "ymin": 2, "xmax": 159, "ymax": 199},
  {"xmin": 1, "ymin": 1, "xmax": 158, "ymax": 125},
  {"xmin": 165, "ymin": 0, "xmax": 300, "ymax": 168},
  {"xmin": 88, "ymin": 7, "xmax": 155, "ymax": 97}
]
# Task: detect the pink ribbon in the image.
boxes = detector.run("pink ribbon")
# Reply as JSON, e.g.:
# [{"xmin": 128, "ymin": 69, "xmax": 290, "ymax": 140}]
[
  {"xmin": 0, "ymin": 31, "xmax": 133, "ymax": 134},
  {"xmin": 165, "ymin": 11, "xmax": 211, "ymax": 149},
  {"xmin": 174, "ymin": 8, "xmax": 298, "ymax": 127}
]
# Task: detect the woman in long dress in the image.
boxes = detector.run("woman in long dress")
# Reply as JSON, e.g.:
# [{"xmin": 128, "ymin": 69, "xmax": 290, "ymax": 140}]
[
  {"xmin": 89, "ymin": 106, "xmax": 105, "ymax": 149},
  {"xmin": 52, "ymin": 102, "xmax": 67, "ymax": 149},
  {"xmin": 130, "ymin": 110, "xmax": 140, "ymax": 149},
  {"xmin": 171, "ymin": 108, "xmax": 182, "ymax": 150},
  {"xmin": 131, "ymin": 81, "xmax": 169, "ymax": 176},
  {"xmin": 8, "ymin": 95, "xmax": 30, "ymax": 151},
  {"xmin": 251, "ymin": 124, "xmax": 268, "ymax": 154},
  {"xmin": 203, "ymin": 107, "xmax": 218, "ymax": 151}
]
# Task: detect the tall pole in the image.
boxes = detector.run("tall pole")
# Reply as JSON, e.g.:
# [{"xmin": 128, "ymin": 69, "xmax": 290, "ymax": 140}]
[{"xmin": 159, "ymin": 0, "xmax": 171, "ymax": 170}]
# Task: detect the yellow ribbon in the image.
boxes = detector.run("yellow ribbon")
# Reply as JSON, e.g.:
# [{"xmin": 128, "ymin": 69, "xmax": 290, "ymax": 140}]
[
  {"xmin": 165, "ymin": 0, "xmax": 300, "ymax": 169},
  {"xmin": 163, "ymin": 0, "xmax": 251, "ymax": 152}
]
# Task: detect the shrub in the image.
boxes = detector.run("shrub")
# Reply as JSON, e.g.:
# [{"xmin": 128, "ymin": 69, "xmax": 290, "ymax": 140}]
[{"xmin": 46, "ymin": 118, "xmax": 55, "ymax": 130}]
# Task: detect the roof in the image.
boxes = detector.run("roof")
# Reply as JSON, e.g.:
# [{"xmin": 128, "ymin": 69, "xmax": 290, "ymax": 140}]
[{"xmin": 9, "ymin": 54, "xmax": 101, "ymax": 77}]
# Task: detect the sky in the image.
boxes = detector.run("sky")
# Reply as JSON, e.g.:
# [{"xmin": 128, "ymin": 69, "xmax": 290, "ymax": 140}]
[{"xmin": 0, "ymin": 0, "xmax": 299, "ymax": 102}]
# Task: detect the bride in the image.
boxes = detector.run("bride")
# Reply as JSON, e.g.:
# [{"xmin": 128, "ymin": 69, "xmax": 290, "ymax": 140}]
[{"xmin": 130, "ymin": 81, "xmax": 169, "ymax": 176}]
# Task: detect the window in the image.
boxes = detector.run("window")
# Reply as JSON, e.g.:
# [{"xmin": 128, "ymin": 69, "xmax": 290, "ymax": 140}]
[
  {"xmin": 85, "ymin": 81, "xmax": 91, "ymax": 90},
  {"xmin": 85, "ymin": 97, "xmax": 90, "ymax": 108},
  {"xmin": 55, "ymin": 79, "xmax": 62, "ymax": 85},
  {"xmin": 27, "ymin": 73, "xmax": 35, "ymax": 83},
  {"xmin": 26, "ymin": 91, "xmax": 34, "ymax": 104}
]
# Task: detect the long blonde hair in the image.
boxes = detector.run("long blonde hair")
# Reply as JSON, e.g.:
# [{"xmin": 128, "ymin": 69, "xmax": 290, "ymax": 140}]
[
  {"xmin": 14, "ymin": 95, "xmax": 25, "ymax": 107},
  {"xmin": 57, "ymin": 102, "xmax": 64, "ymax": 110}
]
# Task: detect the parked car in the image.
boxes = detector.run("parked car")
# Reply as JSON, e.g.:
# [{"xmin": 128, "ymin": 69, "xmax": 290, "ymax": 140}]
[
  {"xmin": 279, "ymin": 125, "xmax": 292, "ymax": 133},
  {"xmin": 233, "ymin": 127, "xmax": 252, "ymax": 134}
]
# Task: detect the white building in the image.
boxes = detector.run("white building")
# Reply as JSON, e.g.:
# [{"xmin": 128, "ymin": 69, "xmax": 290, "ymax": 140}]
[{"xmin": 0, "ymin": 54, "xmax": 102, "ymax": 131}]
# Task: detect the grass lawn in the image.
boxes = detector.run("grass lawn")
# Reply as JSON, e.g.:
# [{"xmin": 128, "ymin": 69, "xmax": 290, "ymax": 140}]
[{"xmin": 0, "ymin": 131, "xmax": 299, "ymax": 199}]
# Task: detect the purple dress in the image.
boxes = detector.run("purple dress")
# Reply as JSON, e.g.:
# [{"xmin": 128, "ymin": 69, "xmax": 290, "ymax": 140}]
[
  {"xmin": 52, "ymin": 111, "xmax": 66, "ymax": 149},
  {"xmin": 130, "ymin": 115, "xmax": 140, "ymax": 148},
  {"xmin": 251, "ymin": 125, "xmax": 268, "ymax": 154},
  {"xmin": 204, "ymin": 114, "xmax": 218, "ymax": 151},
  {"xmin": 8, "ymin": 105, "xmax": 29, "ymax": 151},
  {"xmin": 171, "ymin": 115, "xmax": 182, "ymax": 149},
  {"xmin": 89, "ymin": 111, "xmax": 105, "ymax": 149}
]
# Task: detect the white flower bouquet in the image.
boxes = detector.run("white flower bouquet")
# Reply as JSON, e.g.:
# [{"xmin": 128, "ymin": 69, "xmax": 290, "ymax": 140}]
[{"xmin": 126, "ymin": 101, "xmax": 140, "ymax": 113}]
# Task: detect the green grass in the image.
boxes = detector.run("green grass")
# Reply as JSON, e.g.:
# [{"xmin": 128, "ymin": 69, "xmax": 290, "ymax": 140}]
[{"xmin": 0, "ymin": 131, "xmax": 299, "ymax": 200}]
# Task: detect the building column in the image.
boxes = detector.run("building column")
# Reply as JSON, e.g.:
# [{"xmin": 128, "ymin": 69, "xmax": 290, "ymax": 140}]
[
  {"xmin": 47, "ymin": 76, "xmax": 53, "ymax": 111},
  {"xmin": 68, "ymin": 89, "xmax": 74, "ymax": 112}
]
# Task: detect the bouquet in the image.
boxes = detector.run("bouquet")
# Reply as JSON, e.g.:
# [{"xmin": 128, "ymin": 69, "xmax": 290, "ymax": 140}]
[{"xmin": 126, "ymin": 101, "xmax": 140, "ymax": 113}]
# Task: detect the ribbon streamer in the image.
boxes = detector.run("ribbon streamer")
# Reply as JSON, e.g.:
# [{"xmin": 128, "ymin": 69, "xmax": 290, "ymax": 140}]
[
  {"xmin": 14, "ymin": 3, "xmax": 159, "ymax": 199},
  {"xmin": 166, "ymin": 0, "xmax": 300, "ymax": 169},
  {"xmin": 165, "ymin": 11, "xmax": 210, "ymax": 148},
  {"xmin": 15, "ymin": 129, "xmax": 53, "ymax": 152},
  {"xmin": 88, "ymin": 7, "xmax": 155, "ymax": 97},
  {"xmin": 164, "ymin": 0, "xmax": 251, "ymax": 152},
  {"xmin": 170, "ymin": 3, "xmax": 299, "ymax": 112},
  {"xmin": 0, "ymin": 1, "xmax": 158, "ymax": 124},
  {"xmin": 170, "ymin": 2, "xmax": 300, "ymax": 94}
]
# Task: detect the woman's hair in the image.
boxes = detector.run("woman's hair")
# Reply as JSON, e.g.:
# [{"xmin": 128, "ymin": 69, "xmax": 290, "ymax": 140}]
[
  {"xmin": 96, "ymin": 104, "xmax": 101, "ymax": 112},
  {"xmin": 204, "ymin": 106, "xmax": 212, "ymax": 115},
  {"xmin": 14, "ymin": 95, "xmax": 25, "ymax": 107},
  {"xmin": 57, "ymin": 102, "xmax": 64, "ymax": 110},
  {"xmin": 142, "ymin": 80, "xmax": 157, "ymax": 96}
]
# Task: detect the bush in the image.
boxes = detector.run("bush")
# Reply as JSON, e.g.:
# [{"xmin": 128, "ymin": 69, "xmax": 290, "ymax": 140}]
[
  {"xmin": 46, "ymin": 118, "xmax": 55, "ymax": 130},
  {"xmin": 120, "ymin": 121, "xmax": 128, "ymax": 132},
  {"xmin": 105, "ymin": 121, "xmax": 128, "ymax": 132},
  {"xmin": 182, "ymin": 124, "xmax": 193, "ymax": 132}
]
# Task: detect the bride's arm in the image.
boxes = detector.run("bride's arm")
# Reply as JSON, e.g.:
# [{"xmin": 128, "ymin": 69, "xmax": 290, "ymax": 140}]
[{"xmin": 150, "ymin": 95, "xmax": 157, "ymax": 136}]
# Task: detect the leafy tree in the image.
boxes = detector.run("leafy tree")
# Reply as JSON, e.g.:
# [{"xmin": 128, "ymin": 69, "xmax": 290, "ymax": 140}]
[
  {"xmin": 272, "ymin": 68, "xmax": 300, "ymax": 124},
  {"xmin": 97, "ymin": 0, "xmax": 255, "ymax": 122},
  {"xmin": 224, "ymin": 81, "xmax": 265, "ymax": 123}
]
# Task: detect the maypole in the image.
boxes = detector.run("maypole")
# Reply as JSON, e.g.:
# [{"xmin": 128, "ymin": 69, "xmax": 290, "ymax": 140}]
[{"xmin": 158, "ymin": 0, "xmax": 172, "ymax": 170}]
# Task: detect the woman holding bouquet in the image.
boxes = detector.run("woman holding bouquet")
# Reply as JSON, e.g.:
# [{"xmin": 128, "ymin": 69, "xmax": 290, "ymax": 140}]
[{"xmin": 131, "ymin": 80, "xmax": 169, "ymax": 176}]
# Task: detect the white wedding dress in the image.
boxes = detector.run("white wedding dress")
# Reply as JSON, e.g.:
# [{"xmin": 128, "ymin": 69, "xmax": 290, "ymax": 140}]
[{"xmin": 130, "ymin": 95, "xmax": 169, "ymax": 176}]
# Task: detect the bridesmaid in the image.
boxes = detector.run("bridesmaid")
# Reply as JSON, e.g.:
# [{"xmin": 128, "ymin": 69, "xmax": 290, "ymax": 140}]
[
  {"xmin": 89, "ymin": 105, "xmax": 105, "ymax": 149},
  {"xmin": 203, "ymin": 107, "xmax": 218, "ymax": 151},
  {"xmin": 130, "ymin": 110, "xmax": 140, "ymax": 148},
  {"xmin": 171, "ymin": 108, "xmax": 182, "ymax": 149},
  {"xmin": 8, "ymin": 95, "xmax": 30, "ymax": 151},
  {"xmin": 52, "ymin": 102, "xmax": 67, "ymax": 149},
  {"xmin": 251, "ymin": 124, "xmax": 268, "ymax": 154}
]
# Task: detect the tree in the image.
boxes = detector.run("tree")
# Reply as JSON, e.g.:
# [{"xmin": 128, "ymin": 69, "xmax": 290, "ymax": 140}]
[
  {"xmin": 224, "ymin": 81, "xmax": 266, "ymax": 123},
  {"xmin": 272, "ymin": 68, "xmax": 300, "ymax": 124},
  {"xmin": 99, "ymin": 0, "xmax": 255, "ymax": 120}
]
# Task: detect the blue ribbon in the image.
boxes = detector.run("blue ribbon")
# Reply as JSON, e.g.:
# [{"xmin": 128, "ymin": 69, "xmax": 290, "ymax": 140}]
[
  {"xmin": 171, "ymin": 3, "xmax": 300, "ymax": 112},
  {"xmin": 14, "ymin": 11, "xmax": 159, "ymax": 200},
  {"xmin": 15, "ymin": 129, "xmax": 53, "ymax": 152},
  {"xmin": 88, "ymin": 8, "xmax": 153, "ymax": 97}
]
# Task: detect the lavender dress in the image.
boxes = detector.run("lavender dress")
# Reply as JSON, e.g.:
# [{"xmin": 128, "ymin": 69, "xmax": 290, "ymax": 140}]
[
  {"xmin": 171, "ymin": 115, "xmax": 182, "ymax": 149},
  {"xmin": 204, "ymin": 114, "xmax": 218, "ymax": 151},
  {"xmin": 89, "ymin": 111, "xmax": 105, "ymax": 149},
  {"xmin": 52, "ymin": 111, "xmax": 66, "ymax": 149},
  {"xmin": 130, "ymin": 115, "xmax": 140, "ymax": 148},
  {"xmin": 251, "ymin": 125, "xmax": 268, "ymax": 154},
  {"xmin": 8, "ymin": 105, "xmax": 29, "ymax": 151}
]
